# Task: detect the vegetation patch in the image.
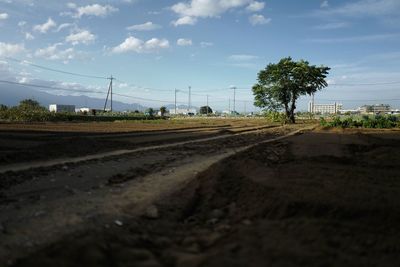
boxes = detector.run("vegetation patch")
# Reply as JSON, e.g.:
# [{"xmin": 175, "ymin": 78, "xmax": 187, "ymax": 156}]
[
  {"xmin": 0, "ymin": 100, "xmax": 159, "ymax": 123},
  {"xmin": 320, "ymin": 115, "xmax": 400, "ymax": 129}
]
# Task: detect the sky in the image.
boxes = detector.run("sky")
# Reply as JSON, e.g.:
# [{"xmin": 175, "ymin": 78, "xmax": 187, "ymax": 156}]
[{"xmin": 0, "ymin": 0, "xmax": 399, "ymax": 111}]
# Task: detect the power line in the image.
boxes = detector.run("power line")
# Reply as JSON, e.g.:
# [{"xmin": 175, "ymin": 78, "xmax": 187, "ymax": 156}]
[
  {"xmin": 0, "ymin": 79, "xmax": 187, "ymax": 105},
  {"xmin": 4, "ymin": 57, "xmax": 109, "ymax": 80},
  {"xmin": 113, "ymin": 92, "xmax": 181, "ymax": 104},
  {"xmin": 0, "ymin": 79, "xmax": 105, "ymax": 94},
  {"xmin": 114, "ymin": 78, "xmax": 172, "ymax": 92}
]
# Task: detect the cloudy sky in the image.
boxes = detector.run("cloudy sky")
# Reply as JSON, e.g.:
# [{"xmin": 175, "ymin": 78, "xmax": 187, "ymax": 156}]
[{"xmin": 0, "ymin": 0, "xmax": 400, "ymax": 111}]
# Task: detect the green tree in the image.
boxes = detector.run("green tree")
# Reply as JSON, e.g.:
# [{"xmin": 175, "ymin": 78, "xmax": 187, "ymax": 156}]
[
  {"xmin": 0, "ymin": 104, "xmax": 8, "ymax": 111},
  {"xmin": 18, "ymin": 99, "xmax": 45, "ymax": 111},
  {"xmin": 199, "ymin": 106, "xmax": 212, "ymax": 115},
  {"xmin": 159, "ymin": 106, "xmax": 167, "ymax": 117},
  {"xmin": 145, "ymin": 108, "xmax": 154, "ymax": 117},
  {"xmin": 252, "ymin": 57, "xmax": 330, "ymax": 123}
]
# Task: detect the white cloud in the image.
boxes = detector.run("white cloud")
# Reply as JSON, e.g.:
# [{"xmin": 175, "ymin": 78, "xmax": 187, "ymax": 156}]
[
  {"xmin": 67, "ymin": 2, "xmax": 77, "ymax": 9},
  {"xmin": 249, "ymin": 14, "xmax": 271, "ymax": 25},
  {"xmin": 229, "ymin": 54, "xmax": 258, "ymax": 61},
  {"xmin": 126, "ymin": 21, "xmax": 161, "ymax": 31},
  {"xmin": 320, "ymin": 1, "xmax": 329, "ymax": 8},
  {"xmin": 56, "ymin": 23, "xmax": 73, "ymax": 32},
  {"xmin": 70, "ymin": 4, "xmax": 118, "ymax": 18},
  {"xmin": 172, "ymin": 16, "xmax": 197, "ymax": 26},
  {"xmin": 25, "ymin": 32, "xmax": 34, "ymax": 40},
  {"xmin": 0, "ymin": 13, "xmax": 8, "ymax": 20},
  {"xmin": 171, "ymin": 0, "xmax": 253, "ymax": 18},
  {"xmin": 122, "ymin": 0, "xmax": 138, "ymax": 3},
  {"xmin": 145, "ymin": 38, "xmax": 170, "ymax": 51},
  {"xmin": 0, "ymin": 42, "xmax": 25, "ymax": 57},
  {"xmin": 200, "ymin": 41, "xmax": 213, "ymax": 48},
  {"xmin": 112, "ymin": 36, "xmax": 170, "ymax": 54},
  {"xmin": 246, "ymin": 1, "xmax": 265, "ymax": 12},
  {"xmin": 177, "ymin": 38, "xmax": 192, "ymax": 46},
  {"xmin": 314, "ymin": 22, "xmax": 349, "ymax": 30},
  {"xmin": 148, "ymin": 11, "xmax": 161, "ymax": 15},
  {"xmin": 18, "ymin": 21, "xmax": 27, "ymax": 27},
  {"xmin": 171, "ymin": 0, "xmax": 259, "ymax": 26},
  {"xmin": 66, "ymin": 30, "xmax": 96, "ymax": 45},
  {"xmin": 34, "ymin": 43, "xmax": 86, "ymax": 63},
  {"xmin": 33, "ymin": 18, "xmax": 57, "ymax": 33},
  {"xmin": 117, "ymin": 82, "xmax": 128, "ymax": 88},
  {"xmin": 112, "ymin": 37, "xmax": 142, "ymax": 53},
  {"xmin": 318, "ymin": 0, "xmax": 400, "ymax": 17}
]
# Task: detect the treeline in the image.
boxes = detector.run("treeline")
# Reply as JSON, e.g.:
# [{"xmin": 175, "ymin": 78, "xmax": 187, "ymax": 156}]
[
  {"xmin": 320, "ymin": 115, "xmax": 400, "ymax": 129},
  {"xmin": 0, "ymin": 99, "xmax": 158, "ymax": 122}
]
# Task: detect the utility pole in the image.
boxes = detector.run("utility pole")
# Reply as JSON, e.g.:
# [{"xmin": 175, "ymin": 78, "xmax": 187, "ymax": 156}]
[
  {"xmin": 174, "ymin": 89, "xmax": 178, "ymax": 116},
  {"xmin": 231, "ymin": 86, "xmax": 237, "ymax": 116},
  {"xmin": 103, "ymin": 75, "xmax": 115, "ymax": 112},
  {"xmin": 188, "ymin": 86, "xmax": 191, "ymax": 114},
  {"xmin": 244, "ymin": 101, "xmax": 247, "ymax": 115},
  {"xmin": 110, "ymin": 75, "xmax": 113, "ymax": 112}
]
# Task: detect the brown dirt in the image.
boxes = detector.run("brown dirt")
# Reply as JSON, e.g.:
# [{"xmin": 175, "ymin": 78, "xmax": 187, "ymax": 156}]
[
  {"xmin": 0, "ymin": 121, "xmax": 279, "ymax": 166},
  {"xmin": 0, "ymin": 118, "xmax": 272, "ymax": 133},
  {"xmin": 5, "ymin": 129, "xmax": 400, "ymax": 267}
]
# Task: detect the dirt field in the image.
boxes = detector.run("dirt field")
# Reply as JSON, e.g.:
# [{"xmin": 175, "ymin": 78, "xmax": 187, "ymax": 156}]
[
  {"xmin": 1, "ymin": 122, "xmax": 400, "ymax": 266},
  {"xmin": 0, "ymin": 118, "xmax": 278, "ymax": 166},
  {"xmin": 0, "ymin": 118, "xmax": 271, "ymax": 133}
]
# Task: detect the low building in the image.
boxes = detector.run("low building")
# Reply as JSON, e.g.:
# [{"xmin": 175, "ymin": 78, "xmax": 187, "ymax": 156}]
[
  {"xmin": 339, "ymin": 109, "xmax": 360, "ymax": 115},
  {"xmin": 359, "ymin": 104, "xmax": 391, "ymax": 114},
  {"xmin": 169, "ymin": 108, "xmax": 197, "ymax": 116},
  {"xmin": 49, "ymin": 104, "xmax": 75, "ymax": 113},
  {"xmin": 308, "ymin": 102, "xmax": 342, "ymax": 114}
]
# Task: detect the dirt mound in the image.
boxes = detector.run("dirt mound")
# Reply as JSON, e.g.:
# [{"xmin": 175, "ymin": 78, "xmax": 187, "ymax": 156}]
[{"xmin": 12, "ymin": 131, "xmax": 400, "ymax": 267}]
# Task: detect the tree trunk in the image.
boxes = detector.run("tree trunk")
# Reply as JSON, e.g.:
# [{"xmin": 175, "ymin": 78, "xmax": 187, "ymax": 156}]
[
  {"xmin": 289, "ymin": 111, "xmax": 296, "ymax": 124},
  {"xmin": 284, "ymin": 103, "xmax": 290, "ymax": 124},
  {"xmin": 289, "ymin": 98, "xmax": 297, "ymax": 124}
]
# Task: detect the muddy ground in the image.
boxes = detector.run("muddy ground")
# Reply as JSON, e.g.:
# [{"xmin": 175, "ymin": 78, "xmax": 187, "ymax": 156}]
[
  {"xmin": 0, "ymin": 121, "xmax": 278, "ymax": 166},
  {"xmin": 1, "ymin": 126, "xmax": 400, "ymax": 266}
]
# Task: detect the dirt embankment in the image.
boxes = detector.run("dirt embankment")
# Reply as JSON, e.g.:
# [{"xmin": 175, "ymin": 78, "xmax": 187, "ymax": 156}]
[{"xmin": 11, "ymin": 130, "xmax": 400, "ymax": 267}]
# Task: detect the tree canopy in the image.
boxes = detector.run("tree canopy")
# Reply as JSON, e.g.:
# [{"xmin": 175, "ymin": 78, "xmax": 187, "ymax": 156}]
[
  {"xmin": 145, "ymin": 108, "xmax": 154, "ymax": 116},
  {"xmin": 19, "ymin": 99, "xmax": 44, "ymax": 111},
  {"xmin": 159, "ymin": 106, "xmax": 167, "ymax": 116},
  {"xmin": 252, "ymin": 57, "xmax": 330, "ymax": 123}
]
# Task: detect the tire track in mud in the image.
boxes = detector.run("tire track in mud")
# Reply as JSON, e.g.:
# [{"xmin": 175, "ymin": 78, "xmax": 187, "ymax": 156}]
[
  {"xmin": 0, "ymin": 125, "xmax": 282, "ymax": 174},
  {"xmin": 0, "ymin": 125, "xmax": 314, "ymax": 266}
]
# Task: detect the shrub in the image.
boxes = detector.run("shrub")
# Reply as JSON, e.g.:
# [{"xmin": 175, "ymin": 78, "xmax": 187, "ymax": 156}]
[
  {"xmin": 320, "ymin": 115, "xmax": 399, "ymax": 129},
  {"xmin": 264, "ymin": 111, "xmax": 287, "ymax": 123}
]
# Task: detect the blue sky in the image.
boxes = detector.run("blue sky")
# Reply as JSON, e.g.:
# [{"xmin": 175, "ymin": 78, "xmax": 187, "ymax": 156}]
[{"xmin": 0, "ymin": 0, "xmax": 399, "ymax": 111}]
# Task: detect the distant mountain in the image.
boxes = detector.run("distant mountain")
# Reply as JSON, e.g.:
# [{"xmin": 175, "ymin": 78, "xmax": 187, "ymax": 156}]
[{"xmin": 0, "ymin": 84, "xmax": 146, "ymax": 111}]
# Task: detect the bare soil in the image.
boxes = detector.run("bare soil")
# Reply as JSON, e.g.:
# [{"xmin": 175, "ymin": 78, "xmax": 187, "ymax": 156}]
[
  {"xmin": 0, "ymin": 119, "xmax": 278, "ymax": 166},
  {"xmin": 0, "ymin": 118, "xmax": 271, "ymax": 133},
  {"xmin": 1, "ymin": 125, "xmax": 400, "ymax": 266}
]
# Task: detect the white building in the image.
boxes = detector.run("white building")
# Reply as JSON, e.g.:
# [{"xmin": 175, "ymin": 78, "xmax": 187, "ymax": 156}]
[
  {"xmin": 308, "ymin": 102, "xmax": 342, "ymax": 114},
  {"xmin": 49, "ymin": 104, "xmax": 76, "ymax": 113},
  {"xmin": 169, "ymin": 108, "xmax": 197, "ymax": 116},
  {"xmin": 359, "ymin": 104, "xmax": 391, "ymax": 114}
]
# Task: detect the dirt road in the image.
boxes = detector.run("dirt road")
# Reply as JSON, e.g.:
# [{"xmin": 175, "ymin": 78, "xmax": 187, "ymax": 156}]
[{"xmin": 1, "ymin": 126, "xmax": 400, "ymax": 266}]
